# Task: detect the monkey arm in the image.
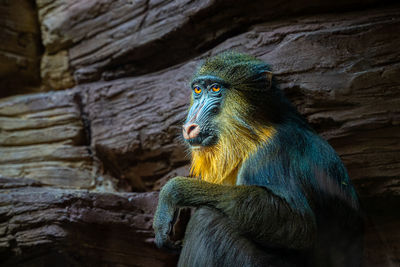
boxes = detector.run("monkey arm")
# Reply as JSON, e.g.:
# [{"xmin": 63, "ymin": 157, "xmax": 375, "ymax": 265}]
[{"xmin": 153, "ymin": 177, "xmax": 316, "ymax": 250}]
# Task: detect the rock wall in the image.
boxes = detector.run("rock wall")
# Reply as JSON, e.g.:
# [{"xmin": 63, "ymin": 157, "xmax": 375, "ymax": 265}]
[
  {"xmin": 0, "ymin": 0, "xmax": 399, "ymax": 266},
  {"xmin": 0, "ymin": 178, "xmax": 178, "ymax": 266}
]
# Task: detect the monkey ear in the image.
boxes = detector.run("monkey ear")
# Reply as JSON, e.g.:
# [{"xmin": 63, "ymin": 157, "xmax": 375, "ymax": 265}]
[{"xmin": 265, "ymin": 71, "xmax": 273, "ymax": 89}]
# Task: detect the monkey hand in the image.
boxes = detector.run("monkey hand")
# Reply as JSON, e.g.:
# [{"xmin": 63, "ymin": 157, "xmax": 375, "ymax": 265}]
[{"xmin": 153, "ymin": 178, "xmax": 181, "ymax": 250}]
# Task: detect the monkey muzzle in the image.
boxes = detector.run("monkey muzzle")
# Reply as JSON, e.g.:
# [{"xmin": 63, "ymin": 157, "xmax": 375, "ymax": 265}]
[{"xmin": 182, "ymin": 123, "xmax": 200, "ymax": 140}]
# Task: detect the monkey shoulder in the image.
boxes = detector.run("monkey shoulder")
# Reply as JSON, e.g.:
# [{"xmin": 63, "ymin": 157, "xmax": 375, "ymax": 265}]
[{"xmin": 237, "ymin": 124, "xmax": 358, "ymax": 211}]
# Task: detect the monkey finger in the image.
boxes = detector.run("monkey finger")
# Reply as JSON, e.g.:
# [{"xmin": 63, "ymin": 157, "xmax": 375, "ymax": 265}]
[{"xmin": 154, "ymin": 230, "xmax": 169, "ymax": 248}]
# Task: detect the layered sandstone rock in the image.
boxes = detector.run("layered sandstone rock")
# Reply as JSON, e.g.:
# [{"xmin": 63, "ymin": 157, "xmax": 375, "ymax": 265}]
[
  {"xmin": 0, "ymin": 178, "xmax": 178, "ymax": 266},
  {"xmin": 0, "ymin": 91, "xmax": 103, "ymax": 189}
]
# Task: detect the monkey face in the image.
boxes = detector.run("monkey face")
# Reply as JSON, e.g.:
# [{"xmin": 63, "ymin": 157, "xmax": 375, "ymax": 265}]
[{"xmin": 182, "ymin": 75, "xmax": 227, "ymax": 149}]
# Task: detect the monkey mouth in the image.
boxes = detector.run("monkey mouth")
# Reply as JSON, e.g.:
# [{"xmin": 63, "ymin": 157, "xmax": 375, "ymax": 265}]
[{"xmin": 187, "ymin": 134, "xmax": 218, "ymax": 148}]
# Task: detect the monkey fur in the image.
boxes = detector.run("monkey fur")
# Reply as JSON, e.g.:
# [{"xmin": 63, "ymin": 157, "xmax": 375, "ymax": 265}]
[{"xmin": 153, "ymin": 52, "xmax": 363, "ymax": 266}]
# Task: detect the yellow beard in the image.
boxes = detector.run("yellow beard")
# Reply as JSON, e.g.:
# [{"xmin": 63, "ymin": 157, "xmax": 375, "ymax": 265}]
[{"xmin": 190, "ymin": 121, "xmax": 275, "ymax": 185}]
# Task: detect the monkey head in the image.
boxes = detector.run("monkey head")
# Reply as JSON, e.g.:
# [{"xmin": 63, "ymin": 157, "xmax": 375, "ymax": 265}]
[{"xmin": 182, "ymin": 52, "xmax": 275, "ymax": 151}]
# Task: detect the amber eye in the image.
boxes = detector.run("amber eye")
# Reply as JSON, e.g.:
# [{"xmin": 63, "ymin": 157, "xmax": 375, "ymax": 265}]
[
  {"xmin": 194, "ymin": 86, "xmax": 202, "ymax": 94},
  {"xmin": 212, "ymin": 85, "xmax": 221, "ymax": 92}
]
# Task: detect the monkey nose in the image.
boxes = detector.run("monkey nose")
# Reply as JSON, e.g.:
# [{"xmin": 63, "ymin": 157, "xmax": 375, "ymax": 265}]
[{"xmin": 182, "ymin": 123, "xmax": 200, "ymax": 140}]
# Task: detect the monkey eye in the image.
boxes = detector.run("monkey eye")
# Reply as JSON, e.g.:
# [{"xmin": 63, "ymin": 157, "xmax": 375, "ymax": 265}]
[
  {"xmin": 194, "ymin": 86, "xmax": 202, "ymax": 94},
  {"xmin": 211, "ymin": 84, "xmax": 221, "ymax": 92}
]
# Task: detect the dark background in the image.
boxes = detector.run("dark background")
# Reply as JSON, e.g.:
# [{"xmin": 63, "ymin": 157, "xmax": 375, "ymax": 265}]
[{"xmin": 0, "ymin": 0, "xmax": 399, "ymax": 266}]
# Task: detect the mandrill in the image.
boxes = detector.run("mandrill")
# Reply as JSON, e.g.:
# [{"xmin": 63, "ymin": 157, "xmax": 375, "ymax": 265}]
[{"xmin": 153, "ymin": 52, "xmax": 363, "ymax": 267}]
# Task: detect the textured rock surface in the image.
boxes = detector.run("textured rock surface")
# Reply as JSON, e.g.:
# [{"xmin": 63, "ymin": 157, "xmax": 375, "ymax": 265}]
[
  {"xmin": 41, "ymin": 50, "xmax": 75, "ymax": 91},
  {"xmin": 37, "ymin": 0, "xmax": 396, "ymax": 85},
  {"xmin": 0, "ymin": 177, "xmax": 178, "ymax": 266},
  {"xmin": 80, "ymin": 63, "xmax": 196, "ymax": 191},
  {"xmin": 0, "ymin": 0, "xmax": 41, "ymax": 96},
  {"xmin": 0, "ymin": 91, "xmax": 103, "ymax": 189},
  {"xmin": 0, "ymin": 0, "xmax": 399, "ymax": 266}
]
